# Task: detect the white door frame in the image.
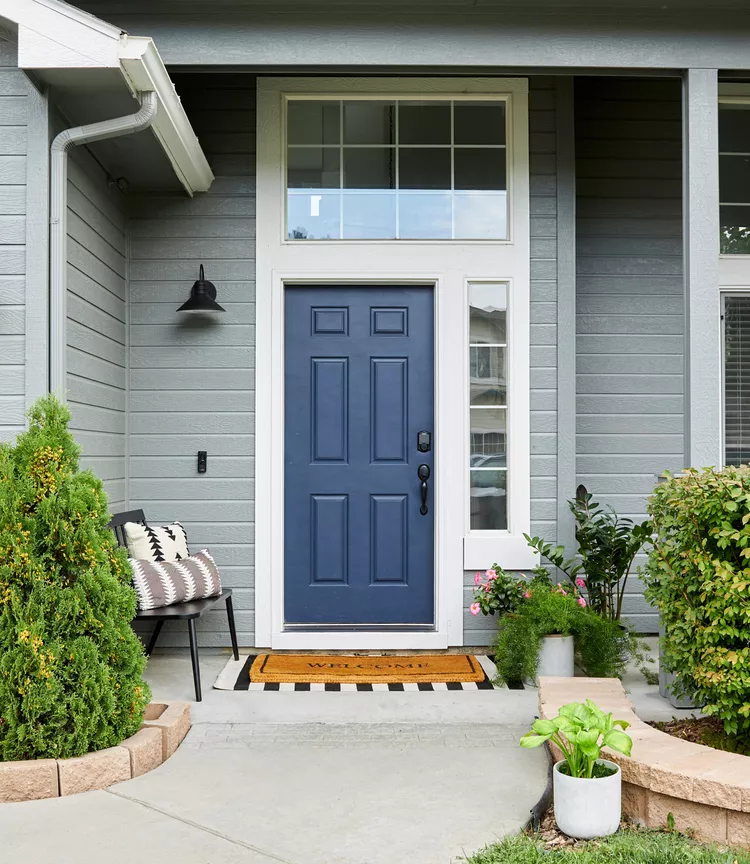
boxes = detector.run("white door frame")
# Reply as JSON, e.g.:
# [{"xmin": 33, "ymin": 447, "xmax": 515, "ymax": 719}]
[{"xmin": 255, "ymin": 77, "xmax": 531, "ymax": 649}]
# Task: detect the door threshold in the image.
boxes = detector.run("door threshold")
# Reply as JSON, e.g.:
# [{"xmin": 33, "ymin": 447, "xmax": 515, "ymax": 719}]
[{"xmin": 283, "ymin": 624, "xmax": 436, "ymax": 632}]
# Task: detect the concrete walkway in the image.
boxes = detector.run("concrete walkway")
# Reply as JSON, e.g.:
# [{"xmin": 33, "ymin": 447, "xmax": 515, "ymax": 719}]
[
  {"xmin": 0, "ymin": 643, "xmax": 694, "ymax": 864},
  {"xmin": 0, "ymin": 651, "xmax": 548, "ymax": 864}
]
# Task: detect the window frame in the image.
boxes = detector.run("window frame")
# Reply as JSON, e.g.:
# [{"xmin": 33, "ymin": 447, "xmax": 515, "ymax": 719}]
[{"xmin": 282, "ymin": 93, "xmax": 513, "ymax": 245}]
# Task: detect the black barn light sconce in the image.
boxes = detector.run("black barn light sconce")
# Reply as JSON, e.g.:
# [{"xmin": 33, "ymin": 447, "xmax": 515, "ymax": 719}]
[{"xmin": 177, "ymin": 265, "xmax": 225, "ymax": 312}]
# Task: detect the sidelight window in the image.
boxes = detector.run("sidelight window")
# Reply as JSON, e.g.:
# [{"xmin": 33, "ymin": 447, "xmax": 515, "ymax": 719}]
[
  {"xmin": 286, "ymin": 98, "xmax": 508, "ymax": 241},
  {"xmin": 468, "ymin": 282, "xmax": 508, "ymax": 530},
  {"xmin": 720, "ymin": 102, "xmax": 750, "ymax": 254}
]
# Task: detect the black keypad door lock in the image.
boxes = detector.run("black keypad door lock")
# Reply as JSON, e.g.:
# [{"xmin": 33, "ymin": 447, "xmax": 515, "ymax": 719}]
[{"xmin": 417, "ymin": 431, "xmax": 431, "ymax": 453}]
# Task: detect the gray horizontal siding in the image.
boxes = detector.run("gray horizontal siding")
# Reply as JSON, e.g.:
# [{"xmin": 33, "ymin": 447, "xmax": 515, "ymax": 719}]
[
  {"xmin": 128, "ymin": 75, "xmax": 256, "ymax": 648},
  {"xmin": 575, "ymin": 77, "xmax": 685, "ymax": 633},
  {"xmin": 65, "ymin": 145, "xmax": 128, "ymax": 512},
  {"xmin": 0, "ymin": 39, "xmax": 27, "ymax": 442},
  {"xmin": 464, "ymin": 77, "xmax": 559, "ymax": 646}
]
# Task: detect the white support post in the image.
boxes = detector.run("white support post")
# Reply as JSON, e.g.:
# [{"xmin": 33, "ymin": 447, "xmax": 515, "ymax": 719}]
[{"xmin": 683, "ymin": 69, "xmax": 722, "ymax": 469}]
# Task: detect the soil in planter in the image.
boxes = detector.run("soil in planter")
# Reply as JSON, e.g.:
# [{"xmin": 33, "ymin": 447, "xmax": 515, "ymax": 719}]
[
  {"xmin": 647, "ymin": 717, "xmax": 750, "ymax": 757},
  {"xmin": 557, "ymin": 761, "xmax": 618, "ymax": 779}
]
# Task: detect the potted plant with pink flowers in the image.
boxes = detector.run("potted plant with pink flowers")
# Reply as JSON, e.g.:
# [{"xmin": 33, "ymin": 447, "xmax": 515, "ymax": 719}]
[
  {"xmin": 469, "ymin": 564, "xmax": 526, "ymax": 619},
  {"xmin": 493, "ymin": 574, "xmax": 629, "ymax": 687}
]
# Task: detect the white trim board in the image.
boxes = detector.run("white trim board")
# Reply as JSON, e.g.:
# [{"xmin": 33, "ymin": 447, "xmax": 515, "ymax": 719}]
[
  {"xmin": 3, "ymin": 0, "xmax": 213, "ymax": 196},
  {"xmin": 255, "ymin": 77, "xmax": 532, "ymax": 649}
]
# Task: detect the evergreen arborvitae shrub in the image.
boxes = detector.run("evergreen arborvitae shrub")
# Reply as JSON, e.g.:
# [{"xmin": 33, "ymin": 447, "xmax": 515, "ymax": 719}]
[
  {"xmin": 0, "ymin": 395, "xmax": 150, "ymax": 760},
  {"xmin": 645, "ymin": 467, "xmax": 750, "ymax": 744}
]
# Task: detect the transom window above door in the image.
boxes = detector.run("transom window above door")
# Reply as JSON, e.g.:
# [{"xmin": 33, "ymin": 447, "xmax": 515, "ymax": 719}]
[{"xmin": 285, "ymin": 98, "xmax": 508, "ymax": 241}]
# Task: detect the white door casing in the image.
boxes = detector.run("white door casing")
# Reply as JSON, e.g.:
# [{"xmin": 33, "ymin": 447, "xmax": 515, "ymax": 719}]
[{"xmin": 255, "ymin": 77, "xmax": 532, "ymax": 649}]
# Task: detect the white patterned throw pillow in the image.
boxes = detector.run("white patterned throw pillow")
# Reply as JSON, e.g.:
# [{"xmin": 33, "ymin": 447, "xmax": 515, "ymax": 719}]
[
  {"xmin": 129, "ymin": 549, "xmax": 222, "ymax": 611},
  {"xmin": 123, "ymin": 521, "xmax": 189, "ymax": 562}
]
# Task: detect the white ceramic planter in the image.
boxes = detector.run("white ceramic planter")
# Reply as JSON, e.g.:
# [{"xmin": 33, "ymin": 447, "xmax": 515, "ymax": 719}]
[
  {"xmin": 553, "ymin": 759, "xmax": 621, "ymax": 839},
  {"xmin": 537, "ymin": 634, "xmax": 575, "ymax": 679}
]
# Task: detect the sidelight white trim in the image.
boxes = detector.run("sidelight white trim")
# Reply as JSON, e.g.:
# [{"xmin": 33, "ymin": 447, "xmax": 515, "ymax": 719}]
[{"xmin": 255, "ymin": 77, "xmax": 530, "ymax": 648}]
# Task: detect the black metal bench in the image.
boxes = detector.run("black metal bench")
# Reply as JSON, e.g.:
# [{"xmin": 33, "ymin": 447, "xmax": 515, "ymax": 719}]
[{"xmin": 109, "ymin": 509, "xmax": 239, "ymax": 702}]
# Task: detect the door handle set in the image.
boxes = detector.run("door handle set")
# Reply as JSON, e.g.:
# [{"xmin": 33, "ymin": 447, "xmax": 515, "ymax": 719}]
[{"xmin": 417, "ymin": 463, "xmax": 431, "ymax": 515}]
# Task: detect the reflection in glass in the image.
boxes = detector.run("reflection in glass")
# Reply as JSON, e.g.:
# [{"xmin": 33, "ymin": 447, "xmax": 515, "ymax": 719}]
[
  {"xmin": 286, "ymin": 98, "xmax": 509, "ymax": 240},
  {"xmin": 470, "ymin": 347, "xmax": 506, "ymax": 405},
  {"xmin": 455, "ymin": 102, "xmax": 506, "ymax": 145},
  {"xmin": 470, "ymin": 470, "xmax": 507, "ymax": 530},
  {"xmin": 721, "ymin": 205, "xmax": 750, "ymax": 254},
  {"xmin": 287, "ymin": 101, "xmax": 340, "ymax": 145},
  {"xmin": 343, "ymin": 192, "xmax": 397, "ymax": 239},
  {"xmin": 399, "ymin": 148, "xmax": 451, "ymax": 190},
  {"xmin": 470, "ymin": 408, "xmax": 507, "ymax": 463},
  {"xmin": 470, "ymin": 283, "xmax": 507, "ymax": 343},
  {"xmin": 288, "ymin": 148, "xmax": 340, "ymax": 189},
  {"xmin": 343, "ymin": 101, "xmax": 395, "ymax": 144},
  {"xmin": 455, "ymin": 192, "xmax": 507, "ymax": 240},
  {"xmin": 287, "ymin": 191, "xmax": 340, "ymax": 239},
  {"xmin": 455, "ymin": 148, "xmax": 506, "ymax": 191},
  {"xmin": 399, "ymin": 102, "xmax": 451, "ymax": 145},
  {"xmin": 719, "ymin": 104, "xmax": 750, "ymax": 153},
  {"xmin": 344, "ymin": 148, "xmax": 395, "ymax": 189},
  {"xmin": 399, "ymin": 192, "xmax": 452, "ymax": 239},
  {"xmin": 720, "ymin": 155, "xmax": 750, "ymax": 204}
]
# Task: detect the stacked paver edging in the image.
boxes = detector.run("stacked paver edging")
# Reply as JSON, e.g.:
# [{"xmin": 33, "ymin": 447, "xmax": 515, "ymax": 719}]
[
  {"xmin": 538, "ymin": 677, "xmax": 750, "ymax": 848},
  {"xmin": 0, "ymin": 701, "xmax": 190, "ymax": 803}
]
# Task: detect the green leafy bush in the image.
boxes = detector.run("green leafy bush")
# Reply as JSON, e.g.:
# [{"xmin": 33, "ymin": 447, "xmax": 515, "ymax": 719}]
[
  {"xmin": 0, "ymin": 396, "xmax": 150, "ymax": 760},
  {"xmin": 644, "ymin": 467, "xmax": 750, "ymax": 742},
  {"xmin": 525, "ymin": 487, "xmax": 651, "ymax": 623},
  {"xmin": 493, "ymin": 577, "xmax": 628, "ymax": 686}
]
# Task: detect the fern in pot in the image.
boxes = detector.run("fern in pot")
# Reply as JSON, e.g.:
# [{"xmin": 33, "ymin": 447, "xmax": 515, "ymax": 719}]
[{"xmin": 520, "ymin": 700, "xmax": 632, "ymax": 838}]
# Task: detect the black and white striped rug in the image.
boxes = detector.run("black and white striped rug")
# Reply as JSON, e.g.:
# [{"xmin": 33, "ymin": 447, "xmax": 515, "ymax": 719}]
[{"xmin": 214, "ymin": 654, "xmax": 500, "ymax": 691}]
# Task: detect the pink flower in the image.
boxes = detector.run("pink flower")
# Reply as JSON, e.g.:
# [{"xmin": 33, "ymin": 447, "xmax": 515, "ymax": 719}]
[
  {"xmin": 523, "ymin": 591, "xmax": 531, "ymax": 599},
  {"xmin": 577, "ymin": 597, "xmax": 587, "ymax": 607},
  {"xmin": 474, "ymin": 572, "xmax": 482, "ymax": 586},
  {"xmin": 560, "ymin": 589, "xmax": 568, "ymax": 596},
  {"xmin": 485, "ymin": 569, "xmax": 495, "ymax": 578},
  {"xmin": 485, "ymin": 584, "xmax": 492, "ymax": 592},
  {"xmin": 575, "ymin": 577, "xmax": 586, "ymax": 588},
  {"xmin": 488, "ymin": 572, "xmax": 497, "ymax": 581},
  {"xmin": 470, "ymin": 602, "xmax": 481, "ymax": 616}
]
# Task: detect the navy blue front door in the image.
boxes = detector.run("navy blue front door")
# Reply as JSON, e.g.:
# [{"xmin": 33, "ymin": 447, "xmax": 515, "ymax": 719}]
[{"xmin": 284, "ymin": 285, "xmax": 434, "ymax": 626}]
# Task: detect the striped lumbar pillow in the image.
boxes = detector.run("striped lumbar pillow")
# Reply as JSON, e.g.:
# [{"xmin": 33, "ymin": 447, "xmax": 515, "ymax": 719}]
[
  {"xmin": 129, "ymin": 549, "xmax": 222, "ymax": 611},
  {"xmin": 124, "ymin": 521, "xmax": 189, "ymax": 562}
]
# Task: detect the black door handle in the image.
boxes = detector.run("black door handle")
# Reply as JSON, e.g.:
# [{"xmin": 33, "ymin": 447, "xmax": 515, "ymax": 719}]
[{"xmin": 418, "ymin": 463, "xmax": 431, "ymax": 515}]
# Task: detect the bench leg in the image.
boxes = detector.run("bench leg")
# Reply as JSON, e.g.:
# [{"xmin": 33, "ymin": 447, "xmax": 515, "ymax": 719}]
[
  {"xmin": 145, "ymin": 620, "xmax": 164, "ymax": 657},
  {"xmin": 226, "ymin": 595, "xmax": 240, "ymax": 661},
  {"xmin": 187, "ymin": 618, "xmax": 202, "ymax": 702}
]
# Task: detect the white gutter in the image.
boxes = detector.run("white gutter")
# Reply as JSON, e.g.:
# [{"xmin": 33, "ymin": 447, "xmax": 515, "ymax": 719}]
[{"xmin": 49, "ymin": 91, "xmax": 158, "ymax": 398}]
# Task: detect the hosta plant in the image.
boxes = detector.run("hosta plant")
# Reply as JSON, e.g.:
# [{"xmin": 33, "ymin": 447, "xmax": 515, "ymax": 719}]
[{"xmin": 520, "ymin": 699, "xmax": 632, "ymax": 778}]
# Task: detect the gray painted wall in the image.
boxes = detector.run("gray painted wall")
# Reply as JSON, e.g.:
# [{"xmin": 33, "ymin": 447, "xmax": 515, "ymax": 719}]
[
  {"xmin": 575, "ymin": 77, "xmax": 685, "ymax": 633},
  {"xmin": 0, "ymin": 38, "xmax": 27, "ymax": 441},
  {"xmin": 128, "ymin": 75, "xmax": 256, "ymax": 647},
  {"xmin": 65, "ymin": 144, "xmax": 129, "ymax": 512},
  {"xmin": 464, "ymin": 76, "xmax": 560, "ymax": 646}
]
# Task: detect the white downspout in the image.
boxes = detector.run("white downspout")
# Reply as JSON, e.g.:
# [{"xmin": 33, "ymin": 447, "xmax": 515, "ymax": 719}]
[{"xmin": 49, "ymin": 91, "xmax": 158, "ymax": 397}]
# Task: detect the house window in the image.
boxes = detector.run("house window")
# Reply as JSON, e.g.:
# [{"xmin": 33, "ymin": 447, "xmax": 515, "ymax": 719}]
[
  {"xmin": 469, "ymin": 282, "xmax": 508, "ymax": 530},
  {"xmin": 286, "ymin": 98, "xmax": 508, "ymax": 241},
  {"xmin": 724, "ymin": 295, "xmax": 750, "ymax": 465},
  {"xmin": 719, "ymin": 103, "xmax": 750, "ymax": 254}
]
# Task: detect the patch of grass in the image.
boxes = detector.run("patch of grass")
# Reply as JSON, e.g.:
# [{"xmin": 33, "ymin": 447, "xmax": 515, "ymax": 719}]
[{"xmin": 464, "ymin": 828, "xmax": 750, "ymax": 863}]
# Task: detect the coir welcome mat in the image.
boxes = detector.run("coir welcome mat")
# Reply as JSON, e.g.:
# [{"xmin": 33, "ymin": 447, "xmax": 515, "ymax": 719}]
[{"xmin": 249, "ymin": 653, "xmax": 485, "ymax": 684}]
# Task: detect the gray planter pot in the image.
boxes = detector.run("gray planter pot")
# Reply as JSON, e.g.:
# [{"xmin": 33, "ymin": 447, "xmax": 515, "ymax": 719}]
[{"xmin": 658, "ymin": 624, "xmax": 696, "ymax": 709}]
